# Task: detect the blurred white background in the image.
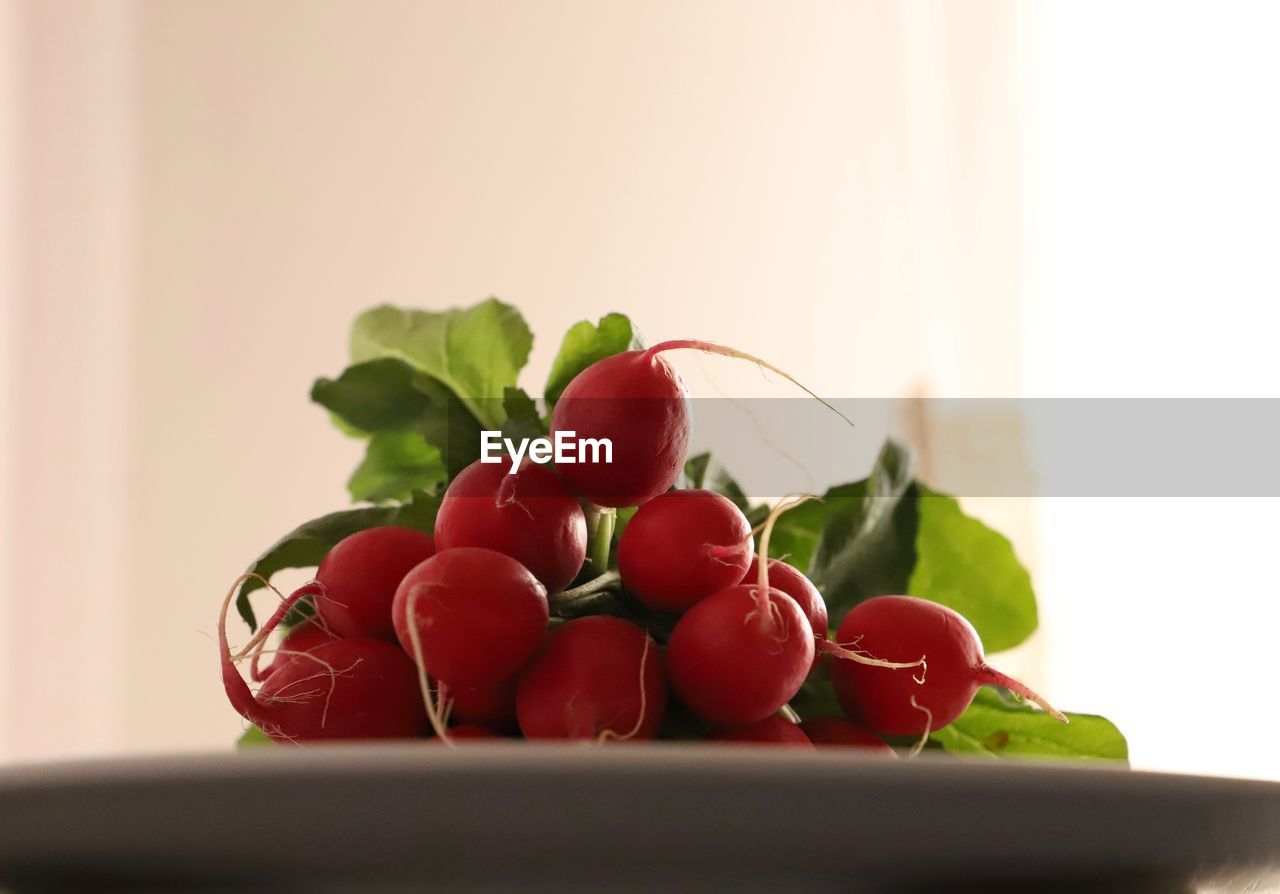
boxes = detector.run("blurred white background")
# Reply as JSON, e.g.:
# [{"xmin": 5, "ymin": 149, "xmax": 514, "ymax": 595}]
[{"xmin": 2, "ymin": 0, "xmax": 1278, "ymax": 776}]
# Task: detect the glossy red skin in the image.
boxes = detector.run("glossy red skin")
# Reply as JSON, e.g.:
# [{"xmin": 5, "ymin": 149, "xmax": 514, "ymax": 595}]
[
  {"xmin": 549, "ymin": 350, "xmax": 691, "ymax": 508},
  {"xmin": 441, "ymin": 678, "xmax": 519, "ymax": 732},
  {"xmin": 392, "ymin": 548, "xmax": 548, "ymax": 689},
  {"xmin": 253, "ymin": 639, "xmax": 428, "ymax": 743},
  {"xmin": 434, "ymin": 460, "xmax": 587, "ymax": 593},
  {"xmin": 256, "ymin": 617, "xmax": 338, "ymax": 680},
  {"xmin": 315, "ymin": 527, "xmax": 436, "ymax": 641},
  {"xmin": 667, "ymin": 585, "xmax": 814, "ymax": 726},
  {"xmin": 800, "ymin": 717, "xmax": 894, "ymax": 753},
  {"xmin": 517, "ymin": 616, "xmax": 666, "ymax": 741},
  {"xmin": 830, "ymin": 595, "xmax": 982, "ymax": 736},
  {"xmin": 618, "ymin": 490, "xmax": 753, "ymax": 612},
  {"xmin": 709, "ymin": 715, "xmax": 813, "ymax": 748},
  {"xmin": 744, "ymin": 557, "xmax": 828, "ymax": 638}
]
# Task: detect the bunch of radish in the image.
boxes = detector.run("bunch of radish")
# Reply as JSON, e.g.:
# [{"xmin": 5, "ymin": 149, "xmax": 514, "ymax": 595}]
[{"xmin": 221, "ymin": 339, "xmax": 1065, "ymax": 752}]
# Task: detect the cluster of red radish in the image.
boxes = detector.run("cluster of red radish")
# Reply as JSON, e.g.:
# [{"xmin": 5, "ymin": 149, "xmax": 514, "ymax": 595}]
[{"xmin": 221, "ymin": 342, "xmax": 1064, "ymax": 750}]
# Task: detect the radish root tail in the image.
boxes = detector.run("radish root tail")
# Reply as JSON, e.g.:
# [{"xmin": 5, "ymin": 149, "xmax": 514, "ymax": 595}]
[
  {"xmin": 217, "ymin": 573, "xmax": 336, "ymax": 735},
  {"xmin": 819, "ymin": 638, "xmax": 928, "ymax": 677},
  {"xmin": 597, "ymin": 635, "xmax": 653, "ymax": 744},
  {"xmin": 749, "ymin": 493, "xmax": 817, "ymax": 622},
  {"xmin": 690, "ymin": 351, "xmax": 819, "ymax": 495},
  {"xmin": 646, "ymin": 339, "xmax": 854, "ymax": 430},
  {"xmin": 977, "ymin": 665, "xmax": 1069, "ymax": 723},
  {"xmin": 404, "ymin": 585, "xmax": 452, "ymax": 744},
  {"xmin": 908, "ymin": 695, "xmax": 933, "ymax": 758}
]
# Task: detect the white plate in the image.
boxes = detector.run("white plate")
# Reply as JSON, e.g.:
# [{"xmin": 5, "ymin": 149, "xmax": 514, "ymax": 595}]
[{"xmin": 1, "ymin": 745, "xmax": 1278, "ymax": 892}]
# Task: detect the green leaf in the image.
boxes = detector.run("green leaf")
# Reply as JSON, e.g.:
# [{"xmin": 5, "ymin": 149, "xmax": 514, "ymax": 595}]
[
  {"xmin": 681, "ymin": 453, "xmax": 711, "ymax": 489},
  {"xmin": 500, "ymin": 386, "xmax": 546, "ymax": 444},
  {"xmin": 680, "ymin": 452, "xmax": 754, "ymax": 514},
  {"xmin": 932, "ymin": 688, "xmax": 1128, "ymax": 761},
  {"xmin": 765, "ymin": 481, "xmax": 863, "ymax": 571},
  {"xmin": 235, "ymin": 490, "xmax": 440, "ymax": 630},
  {"xmin": 544, "ymin": 312, "xmax": 647, "ymax": 407},
  {"xmin": 393, "ymin": 488, "xmax": 443, "ymax": 531},
  {"xmin": 767, "ymin": 442, "xmax": 1037, "ymax": 655},
  {"xmin": 347, "ymin": 430, "xmax": 446, "ymax": 503},
  {"xmin": 807, "ymin": 440, "xmax": 919, "ymax": 619},
  {"xmin": 408, "ymin": 374, "xmax": 484, "ymax": 479},
  {"xmin": 310, "ymin": 358, "xmax": 433, "ymax": 432},
  {"xmin": 350, "ymin": 299, "xmax": 533, "ymax": 430},
  {"xmin": 788, "ymin": 675, "xmax": 844, "ymax": 719},
  {"xmin": 909, "ymin": 485, "xmax": 1038, "ymax": 653},
  {"xmin": 312, "ymin": 357, "xmax": 486, "ymax": 480},
  {"xmin": 236, "ymin": 725, "xmax": 273, "ymax": 748}
]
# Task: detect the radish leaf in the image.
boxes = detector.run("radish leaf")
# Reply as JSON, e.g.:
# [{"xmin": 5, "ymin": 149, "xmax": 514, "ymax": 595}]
[
  {"xmin": 545, "ymin": 313, "xmax": 647, "ymax": 407},
  {"xmin": 501, "ymin": 386, "xmax": 546, "ymax": 444},
  {"xmin": 932, "ymin": 688, "xmax": 1128, "ymax": 761},
  {"xmin": 807, "ymin": 440, "xmax": 919, "ymax": 617},
  {"xmin": 347, "ymin": 431, "xmax": 445, "ymax": 503},
  {"xmin": 681, "ymin": 452, "xmax": 754, "ymax": 514},
  {"xmin": 236, "ymin": 725, "xmax": 273, "ymax": 748},
  {"xmin": 311, "ymin": 358, "xmax": 432, "ymax": 432},
  {"xmin": 350, "ymin": 299, "xmax": 532, "ymax": 430},
  {"xmin": 910, "ymin": 486, "xmax": 1038, "ymax": 653},
  {"xmin": 312, "ymin": 357, "xmax": 484, "ymax": 481},
  {"xmin": 235, "ymin": 490, "xmax": 440, "ymax": 630}
]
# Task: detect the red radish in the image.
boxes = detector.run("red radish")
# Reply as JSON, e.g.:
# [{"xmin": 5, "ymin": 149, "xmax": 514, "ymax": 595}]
[
  {"xmin": 618, "ymin": 490, "xmax": 753, "ymax": 612},
  {"xmin": 434, "ymin": 459, "xmax": 587, "ymax": 593},
  {"xmin": 709, "ymin": 715, "xmax": 814, "ymax": 747},
  {"xmin": 800, "ymin": 716, "xmax": 894, "ymax": 753},
  {"xmin": 549, "ymin": 350, "xmax": 690, "ymax": 508},
  {"xmin": 392, "ymin": 547, "xmax": 548, "ymax": 690},
  {"xmin": 830, "ymin": 595, "xmax": 1066, "ymax": 737},
  {"xmin": 313, "ymin": 526, "xmax": 436, "ymax": 640},
  {"xmin": 219, "ymin": 578, "xmax": 427, "ymax": 743},
  {"xmin": 251, "ymin": 616, "xmax": 337, "ymax": 681},
  {"xmin": 428, "ymin": 724, "xmax": 502, "ymax": 742},
  {"xmin": 666, "ymin": 584, "xmax": 814, "ymax": 726},
  {"xmin": 439, "ymin": 678, "xmax": 518, "ymax": 732},
  {"xmin": 744, "ymin": 556, "xmax": 827, "ymax": 638},
  {"xmin": 517, "ymin": 616, "xmax": 665, "ymax": 741},
  {"xmin": 550, "ymin": 341, "xmax": 852, "ymax": 508}
]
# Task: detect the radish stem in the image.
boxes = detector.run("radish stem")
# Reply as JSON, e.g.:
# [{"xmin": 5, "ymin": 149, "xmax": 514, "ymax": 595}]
[
  {"xmin": 585, "ymin": 505, "xmax": 616, "ymax": 575},
  {"xmin": 548, "ymin": 569, "xmax": 621, "ymax": 616}
]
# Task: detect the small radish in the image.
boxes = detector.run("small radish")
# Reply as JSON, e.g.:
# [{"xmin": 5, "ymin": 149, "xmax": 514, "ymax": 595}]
[
  {"xmin": 517, "ymin": 616, "xmax": 665, "ymax": 741},
  {"xmin": 439, "ymin": 678, "xmax": 519, "ymax": 732},
  {"xmin": 708, "ymin": 715, "xmax": 814, "ymax": 748},
  {"xmin": 434, "ymin": 459, "xmax": 587, "ymax": 593},
  {"xmin": 666, "ymin": 584, "xmax": 814, "ymax": 726},
  {"xmin": 664, "ymin": 496, "xmax": 835, "ymax": 726},
  {"xmin": 618, "ymin": 490, "xmax": 753, "ymax": 612},
  {"xmin": 744, "ymin": 556, "xmax": 827, "ymax": 638},
  {"xmin": 313, "ymin": 526, "xmax": 436, "ymax": 640},
  {"xmin": 800, "ymin": 716, "xmax": 894, "ymax": 754},
  {"xmin": 218, "ymin": 578, "xmax": 427, "ymax": 743},
  {"xmin": 549, "ymin": 350, "xmax": 690, "ymax": 508},
  {"xmin": 550, "ymin": 341, "xmax": 850, "ymax": 508},
  {"xmin": 250, "ymin": 616, "xmax": 337, "ymax": 681},
  {"xmin": 392, "ymin": 547, "xmax": 548, "ymax": 691},
  {"xmin": 830, "ymin": 595, "xmax": 1066, "ymax": 737}
]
